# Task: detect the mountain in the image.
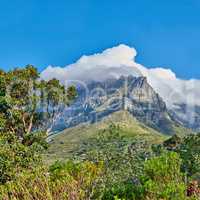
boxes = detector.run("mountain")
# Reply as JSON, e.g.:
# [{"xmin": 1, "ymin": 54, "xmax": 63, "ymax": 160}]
[
  {"xmin": 46, "ymin": 110, "xmax": 166, "ymax": 162},
  {"xmin": 54, "ymin": 75, "xmax": 191, "ymax": 135},
  {"xmin": 41, "ymin": 45, "xmax": 200, "ymax": 131},
  {"xmin": 46, "ymin": 75, "xmax": 193, "ymax": 163}
]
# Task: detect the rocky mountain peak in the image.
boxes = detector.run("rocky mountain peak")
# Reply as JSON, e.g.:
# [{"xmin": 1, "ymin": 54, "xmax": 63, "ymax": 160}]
[{"xmin": 55, "ymin": 75, "xmax": 176, "ymax": 134}]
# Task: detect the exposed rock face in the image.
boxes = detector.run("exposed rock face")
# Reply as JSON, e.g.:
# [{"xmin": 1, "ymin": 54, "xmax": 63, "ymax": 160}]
[{"xmin": 55, "ymin": 75, "xmax": 175, "ymax": 134}]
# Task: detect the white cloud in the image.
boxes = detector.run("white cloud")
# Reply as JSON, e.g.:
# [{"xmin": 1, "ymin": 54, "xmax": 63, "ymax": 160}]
[
  {"xmin": 41, "ymin": 45, "xmax": 141, "ymax": 83},
  {"xmin": 41, "ymin": 44, "xmax": 200, "ymax": 108}
]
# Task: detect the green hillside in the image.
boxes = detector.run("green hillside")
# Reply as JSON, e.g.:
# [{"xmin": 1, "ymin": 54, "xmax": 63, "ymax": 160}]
[{"xmin": 45, "ymin": 111, "xmax": 167, "ymax": 163}]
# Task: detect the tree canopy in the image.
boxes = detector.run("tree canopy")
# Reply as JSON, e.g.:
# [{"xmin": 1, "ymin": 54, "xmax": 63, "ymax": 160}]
[{"xmin": 0, "ymin": 65, "xmax": 77, "ymax": 144}]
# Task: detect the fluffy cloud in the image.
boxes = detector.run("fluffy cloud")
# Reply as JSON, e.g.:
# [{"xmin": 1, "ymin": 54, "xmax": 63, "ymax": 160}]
[
  {"xmin": 41, "ymin": 44, "xmax": 200, "ymax": 108},
  {"xmin": 41, "ymin": 45, "xmax": 142, "ymax": 83}
]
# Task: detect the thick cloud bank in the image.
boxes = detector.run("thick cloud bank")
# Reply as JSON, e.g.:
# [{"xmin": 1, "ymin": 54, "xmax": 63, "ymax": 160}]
[
  {"xmin": 41, "ymin": 45, "xmax": 142, "ymax": 82},
  {"xmin": 41, "ymin": 44, "xmax": 200, "ymax": 108}
]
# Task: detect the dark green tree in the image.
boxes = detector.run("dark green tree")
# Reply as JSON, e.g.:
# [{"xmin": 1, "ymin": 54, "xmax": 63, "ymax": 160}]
[
  {"xmin": 178, "ymin": 134, "xmax": 200, "ymax": 178},
  {"xmin": 0, "ymin": 65, "xmax": 77, "ymax": 142},
  {"xmin": 0, "ymin": 66, "xmax": 77, "ymax": 184}
]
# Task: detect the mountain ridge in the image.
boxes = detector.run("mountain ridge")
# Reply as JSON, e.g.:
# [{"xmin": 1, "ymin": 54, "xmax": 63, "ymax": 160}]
[{"xmin": 53, "ymin": 75, "xmax": 192, "ymax": 135}]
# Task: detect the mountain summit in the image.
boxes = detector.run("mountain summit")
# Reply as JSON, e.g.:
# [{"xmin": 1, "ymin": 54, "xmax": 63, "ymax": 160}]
[
  {"xmin": 55, "ymin": 75, "xmax": 186, "ymax": 135},
  {"xmin": 42, "ymin": 45, "xmax": 200, "ymax": 131}
]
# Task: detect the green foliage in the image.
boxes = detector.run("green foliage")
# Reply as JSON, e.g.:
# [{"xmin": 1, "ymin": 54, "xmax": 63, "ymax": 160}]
[
  {"xmin": 0, "ymin": 134, "xmax": 43, "ymax": 184},
  {"xmin": 100, "ymin": 151, "xmax": 197, "ymax": 200},
  {"xmin": 0, "ymin": 66, "xmax": 77, "ymax": 192},
  {"xmin": 161, "ymin": 133, "xmax": 200, "ymax": 182},
  {"xmin": 178, "ymin": 134, "xmax": 200, "ymax": 177},
  {"xmin": 0, "ymin": 160, "xmax": 103, "ymax": 200},
  {"xmin": 0, "ymin": 67, "xmax": 199, "ymax": 199},
  {"xmin": 0, "ymin": 122, "xmax": 199, "ymax": 199},
  {"xmin": 0, "ymin": 66, "xmax": 77, "ymax": 141},
  {"xmin": 0, "ymin": 167, "xmax": 54, "ymax": 200},
  {"xmin": 50, "ymin": 160, "xmax": 103, "ymax": 199},
  {"xmin": 102, "ymin": 181, "xmax": 139, "ymax": 200},
  {"xmin": 74, "ymin": 124, "xmax": 152, "ymax": 199},
  {"xmin": 75, "ymin": 124, "xmax": 149, "ymax": 184},
  {"xmin": 141, "ymin": 152, "xmax": 186, "ymax": 200},
  {"xmin": 163, "ymin": 134, "xmax": 182, "ymax": 150}
]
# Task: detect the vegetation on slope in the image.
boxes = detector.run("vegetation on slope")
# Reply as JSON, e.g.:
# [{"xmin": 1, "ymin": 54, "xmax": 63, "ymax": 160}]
[
  {"xmin": 46, "ymin": 110, "xmax": 166, "ymax": 162},
  {"xmin": 0, "ymin": 67, "xmax": 200, "ymax": 199}
]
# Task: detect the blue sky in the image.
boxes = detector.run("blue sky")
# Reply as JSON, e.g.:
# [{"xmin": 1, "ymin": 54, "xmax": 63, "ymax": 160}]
[{"xmin": 0, "ymin": 0, "xmax": 200, "ymax": 79}]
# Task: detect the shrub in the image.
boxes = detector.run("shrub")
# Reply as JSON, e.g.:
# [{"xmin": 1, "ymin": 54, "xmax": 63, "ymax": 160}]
[
  {"xmin": 0, "ymin": 134, "xmax": 43, "ymax": 184},
  {"xmin": 0, "ymin": 160, "xmax": 103, "ymax": 200},
  {"xmin": 142, "ymin": 152, "xmax": 187, "ymax": 200}
]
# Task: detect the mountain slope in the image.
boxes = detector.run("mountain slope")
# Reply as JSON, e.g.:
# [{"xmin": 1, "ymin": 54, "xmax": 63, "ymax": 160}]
[{"xmin": 46, "ymin": 111, "xmax": 167, "ymax": 162}]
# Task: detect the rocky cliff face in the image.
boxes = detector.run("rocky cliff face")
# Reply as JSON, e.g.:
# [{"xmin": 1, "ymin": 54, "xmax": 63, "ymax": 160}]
[{"xmin": 54, "ymin": 75, "xmax": 176, "ymax": 134}]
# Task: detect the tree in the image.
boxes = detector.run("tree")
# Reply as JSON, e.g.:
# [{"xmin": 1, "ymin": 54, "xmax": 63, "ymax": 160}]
[
  {"xmin": 0, "ymin": 134, "xmax": 43, "ymax": 184},
  {"xmin": 163, "ymin": 134, "xmax": 182, "ymax": 151},
  {"xmin": 0, "ymin": 66, "xmax": 77, "ymax": 185},
  {"xmin": 0, "ymin": 65, "xmax": 77, "ymax": 144},
  {"xmin": 162, "ymin": 134, "xmax": 200, "ymax": 182},
  {"xmin": 178, "ymin": 134, "xmax": 200, "ymax": 178}
]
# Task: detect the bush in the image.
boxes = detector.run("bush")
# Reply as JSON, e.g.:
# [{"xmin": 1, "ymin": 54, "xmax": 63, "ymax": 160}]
[
  {"xmin": 0, "ymin": 160, "xmax": 104, "ymax": 200},
  {"xmin": 49, "ymin": 160, "xmax": 104, "ymax": 199},
  {"xmin": 141, "ymin": 152, "xmax": 187, "ymax": 200},
  {"xmin": 0, "ymin": 134, "xmax": 43, "ymax": 184},
  {"xmin": 102, "ymin": 181, "xmax": 142, "ymax": 200}
]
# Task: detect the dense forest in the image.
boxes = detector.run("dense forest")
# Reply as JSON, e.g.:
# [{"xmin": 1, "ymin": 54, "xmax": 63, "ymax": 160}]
[{"xmin": 0, "ymin": 66, "xmax": 200, "ymax": 199}]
